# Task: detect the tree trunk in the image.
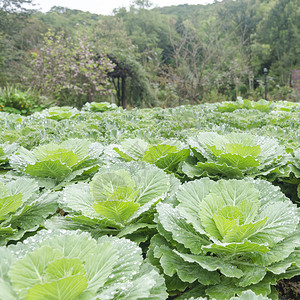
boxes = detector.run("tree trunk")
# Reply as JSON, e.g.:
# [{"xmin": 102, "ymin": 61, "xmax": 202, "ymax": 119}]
[
  {"xmin": 121, "ymin": 76, "xmax": 126, "ymax": 109},
  {"xmin": 117, "ymin": 77, "xmax": 121, "ymax": 107}
]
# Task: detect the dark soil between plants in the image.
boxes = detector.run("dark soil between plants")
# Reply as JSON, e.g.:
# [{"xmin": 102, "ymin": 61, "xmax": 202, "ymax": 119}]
[{"xmin": 276, "ymin": 276, "xmax": 300, "ymax": 299}]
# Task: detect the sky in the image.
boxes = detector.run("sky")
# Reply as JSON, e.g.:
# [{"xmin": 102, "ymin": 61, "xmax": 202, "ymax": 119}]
[{"xmin": 33, "ymin": 0, "xmax": 215, "ymax": 15}]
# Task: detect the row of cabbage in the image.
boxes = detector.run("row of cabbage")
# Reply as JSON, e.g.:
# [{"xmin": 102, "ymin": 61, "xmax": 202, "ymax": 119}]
[
  {"xmin": 1, "ymin": 99, "xmax": 300, "ymax": 150},
  {"xmin": 1, "ymin": 99, "xmax": 300, "ymax": 299}
]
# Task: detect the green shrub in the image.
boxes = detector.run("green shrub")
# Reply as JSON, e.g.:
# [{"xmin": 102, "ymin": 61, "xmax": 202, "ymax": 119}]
[{"xmin": 0, "ymin": 85, "xmax": 49, "ymax": 115}]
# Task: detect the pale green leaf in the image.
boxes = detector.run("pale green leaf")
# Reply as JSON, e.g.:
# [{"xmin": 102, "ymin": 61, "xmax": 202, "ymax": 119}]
[
  {"xmin": 117, "ymin": 138, "xmax": 149, "ymax": 160},
  {"xmin": 250, "ymin": 201, "xmax": 299, "ymax": 246},
  {"xmin": 25, "ymin": 160, "xmax": 72, "ymax": 180},
  {"xmin": 25, "ymin": 275, "xmax": 88, "ymax": 300},
  {"xmin": 153, "ymin": 244, "xmax": 219, "ymax": 285},
  {"xmin": 84, "ymin": 242, "xmax": 119, "ymax": 292},
  {"xmin": 0, "ymin": 194, "xmax": 22, "ymax": 220},
  {"xmin": 44, "ymin": 257, "xmax": 86, "ymax": 281},
  {"xmin": 9, "ymin": 246, "xmax": 63, "ymax": 298},
  {"xmin": 196, "ymin": 161, "xmax": 244, "ymax": 178},
  {"xmin": 251, "ymin": 230, "xmax": 300, "ymax": 266},
  {"xmin": 93, "ymin": 201, "xmax": 139, "ymax": 224},
  {"xmin": 175, "ymin": 251, "xmax": 243, "ymax": 278},
  {"xmin": 157, "ymin": 203, "xmax": 210, "ymax": 254},
  {"xmin": 203, "ymin": 240, "xmax": 269, "ymax": 255},
  {"xmin": 230, "ymin": 290, "xmax": 271, "ymax": 300},
  {"xmin": 223, "ymin": 218, "xmax": 267, "ymax": 243},
  {"xmin": 143, "ymin": 144, "xmax": 178, "ymax": 164},
  {"xmin": 218, "ymin": 153, "xmax": 259, "ymax": 169},
  {"xmin": 134, "ymin": 166, "xmax": 169, "ymax": 205},
  {"xmin": 89, "ymin": 169, "xmax": 136, "ymax": 202},
  {"xmin": 154, "ymin": 148, "xmax": 190, "ymax": 171},
  {"xmin": 209, "ymin": 180, "xmax": 260, "ymax": 207},
  {"xmin": 199, "ymin": 193, "xmax": 226, "ymax": 240},
  {"xmin": 6, "ymin": 178, "xmax": 38, "ymax": 203},
  {"xmin": 224, "ymin": 144, "xmax": 261, "ymax": 157},
  {"xmin": 62, "ymin": 182, "xmax": 95, "ymax": 216},
  {"xmin": 60, "ymin": 138, "xmax": 91, "ymax": 159},
  {"xmin": 177, "ymin": 178, "xmax": 215, "ymax": 235},
  {"xmin": 0, "ymin": 278, "xmax": 18, "ymax": 300}
]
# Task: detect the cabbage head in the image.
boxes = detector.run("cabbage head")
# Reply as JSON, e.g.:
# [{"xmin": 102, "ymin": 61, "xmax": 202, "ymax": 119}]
[
  {"xmin": 0, "ymin": 177, "xmax": 58, "ymax": 245},
  {"xmin": 183, "ymin": 132, "xmax": 289, "ymax": 180},
  {"xmin": 0, "ymin": 230, "xmax": 167, "ymax": 299},
  {"xmin": 46, "ymin": 162, "xmax": 177, "ymax": 244},
  {"xmin": 151, "ymin": 178, "xmax": 300, "ymax": 299},
  {"xmin": 10, "ymin": 139, "xmax": 103, "ymax": 186}
]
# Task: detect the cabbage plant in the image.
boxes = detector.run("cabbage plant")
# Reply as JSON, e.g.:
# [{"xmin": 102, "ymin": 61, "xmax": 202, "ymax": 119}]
[
  {"xmin": 218, "ymin": 99, "xmax": 273, "ymax": 113},
  {"xmin": 180, "ymin": 290, "xmax": 271, "ymax": 300},
  {"xmin": 10, "ymin": 139, "xmax": 104, "ymax": 187},
  {"xmin": 151, "ymin": 178, "xmax": 300, "ymax": 299},
  {"xmin": 83, "ymin": 101, "xmax": 118, "ymax": 112},
  {"xmin": 0, "ymin": 177, "xmax": 58, "ymax": 245},
  {"xmin": 183, "ymin": 132, "xmax": 289, "ymax": 180},
  {"xmin": 46, "ymin": 162, "xmax": 177, "ymax": 243},
  {"xmin": 114, "ymin": 138, "xmax": 190, "ymax": 173},
  {"xmin": 0, "ymin": 143, "xmax": 18, "ymax": 168},
  {"xmin": 41, "ymin": 106, "xmax": 80, "ymax": 120},
  {"xmin": 0, "ymin": 230, "xmax": 167, "ymax": 299}
]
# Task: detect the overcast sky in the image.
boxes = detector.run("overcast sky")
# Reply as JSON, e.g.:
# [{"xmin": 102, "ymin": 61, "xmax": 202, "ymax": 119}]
[{"xmin": 33, "ymin": 0, "xmax": 215, "ymax": 15}]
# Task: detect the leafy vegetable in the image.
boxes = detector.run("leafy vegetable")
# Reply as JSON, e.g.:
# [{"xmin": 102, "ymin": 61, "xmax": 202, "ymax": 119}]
[
  {"xmin": 114, "ymin": 138, "xmax": 190, "ymax": 173},
  {"xmin": 83, "ymin": 101, "xmax": 118, "ymax": 112},
  {"xmin": 46, "ymin": 162, "xmax": 174, "ymax": 243},
  {"xmin": 184, "ymin": 132, "xmax": 289, "ymax": 180},
  {"xmin": 0, "ymin": 230, "xmax": 167, "ymax": 299},
  {"xmin": 152, "ymin": 178, "xmax": 300, "ymax": 299},
  {"xmin": 0, "ymin": 143, "xmax": 18, "ymax": 169},
  {"xmin": 41, "ymin": 106, "xmax": 80, "ymax": 120},
  {"xmin": 10, "ymin": 138, "xmax": 104, "ymax": 186},
  {"xmin": 0, "ymin": 177, "xmax": 58, "ymax": 245},
  {"xmin": 218, "ymin": 99, "xmax": 273, "ymax": 113}
]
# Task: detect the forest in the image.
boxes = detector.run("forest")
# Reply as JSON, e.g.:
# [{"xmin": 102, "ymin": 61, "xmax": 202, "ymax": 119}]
[{"xmin": 0, "ymin": 0, "xmax": 299, "ymax": 111}]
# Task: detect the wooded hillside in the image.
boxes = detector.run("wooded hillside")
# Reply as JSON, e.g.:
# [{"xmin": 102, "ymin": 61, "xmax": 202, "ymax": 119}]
[{"xmin": 0, "ymin": 0, "xmax": 299, "ymax": 108}]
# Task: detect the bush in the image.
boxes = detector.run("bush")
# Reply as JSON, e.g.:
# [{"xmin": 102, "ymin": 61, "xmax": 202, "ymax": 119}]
[{"xmin": 0, "ymin": 85, "xmax": 49, "ymax": 115}]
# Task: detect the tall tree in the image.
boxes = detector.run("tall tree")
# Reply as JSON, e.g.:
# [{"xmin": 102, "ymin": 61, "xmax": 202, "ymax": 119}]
[{"xmin": 28, "ymin": 29, "xmax": 114, "ymax": 106}]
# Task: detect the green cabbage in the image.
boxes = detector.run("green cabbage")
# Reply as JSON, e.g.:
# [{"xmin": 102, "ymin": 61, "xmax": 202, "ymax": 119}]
[
  {"xmin": 152, "ymin": 178, "xmax": 300, "ymax": 299},
  {"xmin": 183, "ymin": 132, "xmax": 289, "ymax": 180},
  {"xmin": 0, "ymin": 230, "xmax": 167, "ymax": 299},
  {"xmin": 0, "ymin": 177, "xmax": 58, "ymax": 245},
  {"xmin": 45, "ymin": 162, "xmax": 177, "ymax": 244},
  {"xmin": 114, "ymin": 138, "xmax": 190, "ymax": 173},
  {"xmin": 10, "ymin": 139, "xmax": 103, "ymax": 186}
]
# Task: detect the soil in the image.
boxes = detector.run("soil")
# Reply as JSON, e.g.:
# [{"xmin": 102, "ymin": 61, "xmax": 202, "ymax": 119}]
[{"xmin": 276, "ymin": 276, "xmax": 300, "ymax": 300}]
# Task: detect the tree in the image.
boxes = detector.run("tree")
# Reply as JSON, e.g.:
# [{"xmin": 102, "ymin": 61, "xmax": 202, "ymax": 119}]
[
  {"xmin": 108, "ymin": 51, "xmax": 154, "ymax": 108},
  {"xmin": 0, "ymin": 0, "xmax": 36, "ymax": 84},
  {"xmin": 28, "ymin": 29, "xmax": 114, "ymax": 106}
]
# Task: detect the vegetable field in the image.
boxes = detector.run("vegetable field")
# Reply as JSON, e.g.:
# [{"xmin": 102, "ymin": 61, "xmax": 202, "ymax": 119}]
[{"xmin": 1, "ymin": 99, "xmax": 300, "ymax": 299}]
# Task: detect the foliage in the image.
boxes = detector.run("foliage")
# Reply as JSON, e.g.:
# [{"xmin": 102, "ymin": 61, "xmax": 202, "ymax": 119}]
[
  {"xmin": 45, "ymin": 161, "xmax": 175, "ymax": 244},
  {"xmin": 152, "ymin": 178, "xmax": 300, "ymax": 299},
  {"xmin": 0, "ymin": 85, "xmax": 48, "ymax": 115},
  {"xmin": 83, "ymin": 101, "xmax": 118, "ymax": 112},
  {"xmin": 0, "ymin": 229, "xmax": 167, "ymax": 299},
  {"xmin": 40, "ymin": 106, "xmax": 80, "ymax": 120},
  {"xmin": 1, "ymin": 100, "xmax": 300, "ymax": 298},
  {"xmin": 0, "ymin": 177, "xmax": 58, "ymax": 245},
  {"xmin": 10, "ymin": 138, "xmax": 104, "ymax": 187},
  {"xmin": 114, "ymin": 138, "xmax": 190, "ymax": 173},
  {"xmin": 183, "ymin": 132, "xmax": 289, "ymax": 180},
  {"xmin": 0, "ymin": 143, "xmax": 18, "ymax": 168},
  {"xmin": 28, "ymin": 29, "xmax": 115, "ymax": 107}
]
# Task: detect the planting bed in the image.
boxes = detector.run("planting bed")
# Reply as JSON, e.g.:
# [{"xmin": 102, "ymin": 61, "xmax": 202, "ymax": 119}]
[{"xmin": 1, "ymin": 99, "xmax": 300, "ymax": 299}]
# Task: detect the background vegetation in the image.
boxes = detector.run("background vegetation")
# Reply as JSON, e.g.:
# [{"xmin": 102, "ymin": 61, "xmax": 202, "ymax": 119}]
[{"xmin": 0, "ymin": 0, "xmax": 299, "ymax": 110}]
